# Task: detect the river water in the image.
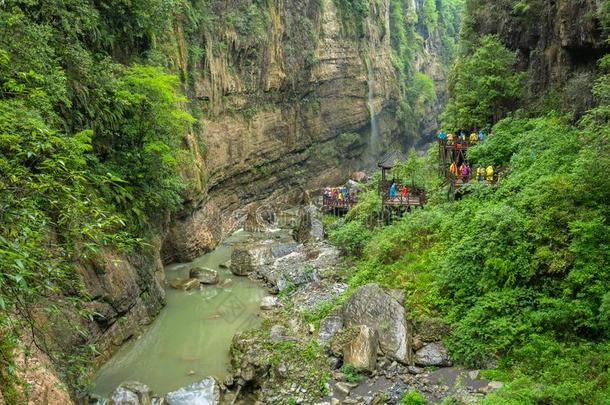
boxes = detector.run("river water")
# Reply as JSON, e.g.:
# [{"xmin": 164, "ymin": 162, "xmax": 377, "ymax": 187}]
[{"xmin": 90, "ymin": 230, "xmax": 267, "ymax": 397}]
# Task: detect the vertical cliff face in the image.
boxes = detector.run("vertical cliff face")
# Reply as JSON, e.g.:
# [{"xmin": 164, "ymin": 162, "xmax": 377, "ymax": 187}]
[
  {"xmin": 162, "ymin": 0, "xmax": 401, "ymax": 262},
  {"xmin": 461, "ymin": 0, "xmax": 609, "ymax": 102},
  {"xmin": 3, "ymin": 2, "xmax": 462, "ymax": 400}
]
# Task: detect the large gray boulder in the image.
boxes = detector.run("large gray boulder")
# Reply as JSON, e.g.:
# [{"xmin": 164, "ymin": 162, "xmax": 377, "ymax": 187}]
[
  {"xmin": 256, "ymin": 244, "xmax": 339, "ymax": 292},
  {"xmin": 414, "ymin": 342, "xmax": 452, "ymax": 367},
  {"xmin": 230, "ymin": 243, "xmax": 272, "ymax": 276},
  {"xmin": 294, "ymin": 204, "xmax": 323, "ymax": 243},
  {"xmin": 108, "ymin": 381, "xmax": 152, "ymax": 405},
  {"xmin": 317, "ymin": 307, "xmax": 344, "ymax": 344},
  {"xmin": 165, "ymin": 377, "xmax": 220, "ymax": 405},
  {"xmin": 343, "ymin": 325, "xmax": 378, "ymax": 372},
  {"xmin": 342, "ymin": 284, "xmax": 411, "ymax": 364},
  {"xmin": 188, "ymin": 267, "xmax": 219, "ymax": 284}
]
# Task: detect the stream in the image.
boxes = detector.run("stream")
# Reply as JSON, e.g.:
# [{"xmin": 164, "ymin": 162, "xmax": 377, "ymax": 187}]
[{"xmin": 90, "ymin": 230, "xmax": 267, "ymax": 397}]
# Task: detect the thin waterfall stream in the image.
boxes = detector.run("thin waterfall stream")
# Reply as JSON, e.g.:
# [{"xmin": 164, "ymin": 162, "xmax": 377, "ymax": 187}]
[{"xmin": 366, "ymin": 58, "xmax": 380, "ymax": 157}]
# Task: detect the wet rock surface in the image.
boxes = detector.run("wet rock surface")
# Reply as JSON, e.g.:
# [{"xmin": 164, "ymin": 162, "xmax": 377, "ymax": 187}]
[
  {"xmin": 165, "ymin": 377, "xmax": 221, "ymax": 405},
  {"xmin": 169, "ymin": 278, "xmax": 201, "ymax": 291},
  {"xmin": 230, "ymin": 242, "xmax": 272, "ymax": 276},
  {"xmin": 108, "ymin": 381, "xmax": 152, "ymax": 405},
  {"xmin": 189, "ymin": 267, "xmax": 219, "ymax": 284}
]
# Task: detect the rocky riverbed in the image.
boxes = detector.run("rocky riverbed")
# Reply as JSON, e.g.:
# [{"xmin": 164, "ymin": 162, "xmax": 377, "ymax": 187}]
[{"xmin": 93, "ymin": 202, "xmax": 504, "ymax": 405}]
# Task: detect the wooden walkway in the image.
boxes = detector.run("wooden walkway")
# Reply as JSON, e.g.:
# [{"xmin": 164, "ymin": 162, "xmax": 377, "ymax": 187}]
[
  {"xmin": 449, "ymin": 174, "xmax": 498, "ymax": 188},
  {"xmin": 322, "ymin": 189, "xmax": 425, "ymax": 214},
  {"xmin": 322, "ymin": 196, "xmax": 358, "ymax": 212}
]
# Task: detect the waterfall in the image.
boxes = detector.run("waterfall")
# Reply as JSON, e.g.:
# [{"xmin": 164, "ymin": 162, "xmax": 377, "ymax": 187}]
[{"xmin": 366, "ymin": 59, "xmax": 380, "ymax": 157}]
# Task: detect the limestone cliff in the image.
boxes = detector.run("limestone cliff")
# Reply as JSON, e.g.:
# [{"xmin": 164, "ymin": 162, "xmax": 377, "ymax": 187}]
[
  {"xmin": 462, "ymin": 0, "xmax": 609, "ymax": 108},
  {"xmin": 162, "ymin": 0, "xmax": 401, "ymax": 262}
]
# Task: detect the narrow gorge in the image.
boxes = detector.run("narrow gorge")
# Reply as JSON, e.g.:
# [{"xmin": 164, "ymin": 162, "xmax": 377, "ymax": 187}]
[{"xmin": 2, "ymin": 0, "xmax": 609, "ymax": 404}]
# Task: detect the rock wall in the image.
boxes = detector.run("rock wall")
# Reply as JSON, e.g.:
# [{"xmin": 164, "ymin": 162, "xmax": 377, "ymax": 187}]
[
  {"xmin": 163, "ymin": 0, "xmax": 401, "ymax": 261},
  {"xmin": 463, "ymin": 0, "xmax": 609, "ymax": 100}
]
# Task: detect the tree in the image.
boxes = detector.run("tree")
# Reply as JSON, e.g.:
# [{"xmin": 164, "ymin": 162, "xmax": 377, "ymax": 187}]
[
  {"xmin": 391, "ymin": 148, "xmax": 424, "ymax": 186},
  {"xmin": 442, "ymin": 35, "xmax": 524, "ymax": 129}
]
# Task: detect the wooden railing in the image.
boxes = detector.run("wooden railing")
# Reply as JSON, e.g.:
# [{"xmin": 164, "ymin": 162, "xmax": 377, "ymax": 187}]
[{"xmin": 379, "ymin": 181, "xmax": 426, "ymax": 207}]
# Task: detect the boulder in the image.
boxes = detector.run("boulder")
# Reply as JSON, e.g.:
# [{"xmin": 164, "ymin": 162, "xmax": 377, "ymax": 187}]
[
  {"xmin": 165, "ymin": 377, "xmax": 220, "ymax": 405},
  {"xmin": 108, "ymin": 381, "xmax": 152, "ymax": 405},
  {"xmin": 351, "ymin": 171, "xmax": 367, "ymax": 182},
  {"xmin": 317, "ymin": 308, "xmax": 344, "ymax": 344},
  {"xmin": 270, "ymin": 325, "xmax": 287, "ymax": 342},
  {"xmin": 342, "ymin": 284, "xmax": 411, "ymax": 364},
  {"xmin": 218, "ymin": 278, "xmax": 233, "ymax": 288},
  {"xmin": 188, "ymin": 267, "xmax": 219, "ymax": 285},
  {"xmin": 414, "ymin": 342, "xmax": 451, "ymax": 367},
  {"xmin": 270, "ymin": 242, "xmax": 300, "ymax": 259},
  {"xmin": 169, "ymin": 278, "xmax": 201, "ymax": 291},
  {"xmin": 243, "ymin": 204, "xmax": 260, "ymax": 232},
  {"xmin": 258, "ymin": 207, "xmax": 276, "ymax": 225},
  {"xmin": 230, "ymin": 243, "xmax": 272, "ymax": 276},
  {"xmin": 256, "ymin": 244, "xmax": 339, "ymax": 291},
  {"xmin": 260, "ymin": 296, "xmax": 280, "ymax": 310},
  {"xmin": 343, "ymin": 325, "xmax": 378, "ymax": 372},
  {"xmin": 294, "ymin": 204, "xmax": 323, "ymax": 244}
]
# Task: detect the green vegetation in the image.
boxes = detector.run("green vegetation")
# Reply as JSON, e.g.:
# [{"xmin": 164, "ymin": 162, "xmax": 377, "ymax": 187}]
[
  {"xmin": 341, "ymin": 364, "xmax": 364, "ymax": 383},
  {"xmin": 400, "ymin": 389, "xmax": 426, "ymax": 405},
  {"xmin": 442, "ymin": 35, "xmax": 525, "ymax": 129},
  {"xmin": 327, "ymin": 6, "xmax": 610, "ymax": 403},
  {"xmin": 389, "ymin": 0, "xmax": 463, "ymax": 138},
  {"xmin": 333, "ymin": 0, "xmax": 370, "ymax": 37},
  {"xmin": 331, "ymin": 115, "xmax": 610, "ymax": 403},
  {"xmin": 0, "ymin": 0, "xmax": 197, "ymax": 398}
]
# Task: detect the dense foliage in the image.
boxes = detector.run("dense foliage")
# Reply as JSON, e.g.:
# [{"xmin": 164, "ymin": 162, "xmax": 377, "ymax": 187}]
[
  {"xmin": 328, "ymin": 4, "xmax": 610, "ymax": 404},
  {"xmin": 330, "ymin": 114, "xmax": 610, "ymax": 403},
  {"xmin": 442, "ymin": 35, "xmax": 524, "ymax": 129},
  {"xmin": 0, "ymin": 0, "xmax": 193, "ymax": 399}
]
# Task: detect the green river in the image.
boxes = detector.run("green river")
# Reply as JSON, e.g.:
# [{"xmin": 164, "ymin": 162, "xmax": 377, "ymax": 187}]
[{"xmin": 90, "ymin": 230, "xmax": 267, "ymax": 397}]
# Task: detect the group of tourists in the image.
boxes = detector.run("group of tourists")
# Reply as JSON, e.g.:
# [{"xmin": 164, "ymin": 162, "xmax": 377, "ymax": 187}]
[
  {"xmin": 388, "ymin": 182, "xmax": 410, "ymax": 200},
  {"xmin": 449, "ymin": 163, "xmax": 495, "ymax": 182},
  {"xmin": 438, "ymin": 129, "xmax": 487, "ymax": 145},
  {"xmin": 324, "ymin": 186, "xmax": 351, "ymax": 202}
]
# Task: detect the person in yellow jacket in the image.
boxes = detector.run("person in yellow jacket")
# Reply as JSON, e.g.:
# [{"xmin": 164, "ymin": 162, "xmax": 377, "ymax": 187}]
[
  {"xmin": 485, "ymin": 165, "xmax": 494, "ymax": 182},
  {"xmin": 449, "ymin": 162, "xmax": 457, "ymax": 176},
  {"xmin": 477, "ymin": 166, "xmax": 485, "ymax": 183},
  {"xmin": 447, "ymin": 133, "xmax": 455, "ymax": 145},
  {"xmin": 470, "ymin": 132, "xmax": 478, "ymax": 144}
]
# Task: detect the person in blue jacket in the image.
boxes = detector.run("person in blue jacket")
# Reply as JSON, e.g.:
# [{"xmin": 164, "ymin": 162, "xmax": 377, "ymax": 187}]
[{"xmin": 389, "ymin": 182, "xmax": 396, "ymax": 200}]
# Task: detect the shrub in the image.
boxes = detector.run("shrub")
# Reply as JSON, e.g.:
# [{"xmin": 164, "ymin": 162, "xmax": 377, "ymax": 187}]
[
  {"xmin": 328, "ymin": 220, "xmax": 373, "ymax": 257},
  {"xmin": 400, "ymin": 389, "xmax": 426, "ymax": 405}
]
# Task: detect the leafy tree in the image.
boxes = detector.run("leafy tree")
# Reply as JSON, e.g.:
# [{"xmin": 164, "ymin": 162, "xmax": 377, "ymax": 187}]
[
  {"xmin": 391, "ymin": 148, "xmax": 425, "ymax": 186},
  {"xmin": 93, "ymin": 65, "xmax": 194, "ymax": 226},
  {"xmin": 442, "ymin": 35, "xmax": 524, "ymax": 129}
]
